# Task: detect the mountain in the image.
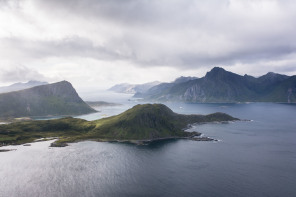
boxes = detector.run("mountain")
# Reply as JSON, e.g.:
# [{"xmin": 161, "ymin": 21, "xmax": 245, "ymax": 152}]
[
  {"xmin": 135, "ymin": 67, "xmax": 296, "ymax": 103},
  {"xmin": 0, "ymin": 104, "xmax": 238, "ymax": 146},
  {"xmin": 134, "ymin": 76, "xmax": 197, "ymax": 98},
  {"xmin": 0, "ymin": 81, "xmax": 96, "ymax": 118},
  {"xmin": 0, "ymin": 80, "xmax": 48, "ymax": 93},
  {"xmin": 89, "ymin": 104, "xmax": 237, "ymax": 140},
  {"xmin": 173, "ymin": 76, "xmax": 198, "ymax": 84},
  {"xmin": 109, "ymin": 81, "xmax": 161, "ymax": 94},
  {"xmin": 109, "ymin": 83, "xmax": 135, "ymax": 94}
]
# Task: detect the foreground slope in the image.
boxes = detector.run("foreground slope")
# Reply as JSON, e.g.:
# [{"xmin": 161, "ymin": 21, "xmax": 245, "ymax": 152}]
[
  {"xmin": 0, "ymin": 81, "xmax": 96, "ymax": 118},
  {"xmin": 0, "ymin": 104, "xmax": 238, "ymax": 146},
  {"xmin": 136, "ymin": 67, "xmax": 296, "ymax": 103}
]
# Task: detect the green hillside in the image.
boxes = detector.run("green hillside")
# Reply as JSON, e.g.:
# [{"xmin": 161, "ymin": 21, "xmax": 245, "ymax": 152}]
[
  {"xmin": 0, "ymin": 81, "xmax": 96, "ymax": 118},
  {"xmin": 0, "ymin": 104, "xmax": 238, "ymax": 146}
]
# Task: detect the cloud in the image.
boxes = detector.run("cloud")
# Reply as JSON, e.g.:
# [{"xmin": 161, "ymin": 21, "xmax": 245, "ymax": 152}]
[
  {"xmin": 0, "ymin": 36, "xmax": 125, "ymax": 61},
  {"xmin": 0, "ymin": 0, "xmax": 296, "ymax": 89},
  {"xmin": 0, "ymin": 65, "xmax": 48, "ymax": 83},
  {"xmin": 19, "ymin": 1, "xmax": 296, "ymax": 67}
]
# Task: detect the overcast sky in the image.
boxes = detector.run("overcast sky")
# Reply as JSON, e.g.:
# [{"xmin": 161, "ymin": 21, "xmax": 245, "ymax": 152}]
[{"xmin": 1, "ymin": 0, "xmax": 296, "ymax": 93}]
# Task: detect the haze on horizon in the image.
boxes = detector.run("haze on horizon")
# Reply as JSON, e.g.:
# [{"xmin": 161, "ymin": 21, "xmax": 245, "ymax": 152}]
[{"xmin": 1, "ymin": 0, "xmax": 296, "ymax": 92}]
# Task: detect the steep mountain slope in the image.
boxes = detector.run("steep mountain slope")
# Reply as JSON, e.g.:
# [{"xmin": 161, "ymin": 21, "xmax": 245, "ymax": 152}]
[
  {"xmin": 173, "ymin": 76, "xmax": 198, "ymax": 84},
  {"xmin": 0, "ymin": 104, "xmax": 238, "ymax": 145},
  {"xmin": 134, "ymin": 76, "xmax": 197, "ymax": 98},
  {"xmin": 0, "ymin": 80, "xmax": 48, "ymax": 93},
  {"xmin": 136, "ymin": 67, "xmax": 296, "ymax": 103},
  {"xmin": 0, "ymin": 81, "xmax": 96, "ymax": 118}
]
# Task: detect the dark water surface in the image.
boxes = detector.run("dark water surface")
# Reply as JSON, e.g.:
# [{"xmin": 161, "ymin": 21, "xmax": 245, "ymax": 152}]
[{"xmin": 1, "ymin": 103, "xmax": 296, "ymax": 197}]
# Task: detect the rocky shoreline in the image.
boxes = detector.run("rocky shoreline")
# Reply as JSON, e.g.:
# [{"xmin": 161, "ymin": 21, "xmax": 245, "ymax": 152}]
[
  {"xmin": 1, "ymin": 131, "xmax": 217, "ymax": 150},
  {"xmin": 70, "ymin": 132, "xmax": 217, "ymax": 146}
]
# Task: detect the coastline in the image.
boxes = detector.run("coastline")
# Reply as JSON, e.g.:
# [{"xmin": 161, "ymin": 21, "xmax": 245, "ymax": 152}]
[
  {"xmin": 1, "ymin": 131, "xmax": 217, "ymax": 150},
  {"xmin": 49, "ymin": 131, "xmax": 217, "ymax": 147}
]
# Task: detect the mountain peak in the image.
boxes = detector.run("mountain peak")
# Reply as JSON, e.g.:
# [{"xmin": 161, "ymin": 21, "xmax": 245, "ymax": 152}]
[
  {"xmin": 121, "ymin": 104, "xmax": 175, "ymax": 122},
  {"xmin": 259, "ymin": 72, "xmax": 288, "ymax": 81},
  {"xmin": 266, "ymin": 72, "xmax": 276, "ymax": 75},
  {"xmin": 211, "ymin": 67, "xmax": 226, "ymax": 72},
  {"xmin": 207, "ymin": 67, "xmax": 226, "ymax": 74},
  {"xmin": 205, "ymin": 67, "xmax": 230, "ymax": 79}
]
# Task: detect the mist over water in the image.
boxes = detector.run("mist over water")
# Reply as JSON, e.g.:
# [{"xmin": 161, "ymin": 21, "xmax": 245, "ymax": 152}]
[
  {"xmin": 79, "ymin": 90, "xmax": 133, "ymax": 103},
  {"xmin": 1, "ymin": 103, "xmax": 296, "ymax": 197}
]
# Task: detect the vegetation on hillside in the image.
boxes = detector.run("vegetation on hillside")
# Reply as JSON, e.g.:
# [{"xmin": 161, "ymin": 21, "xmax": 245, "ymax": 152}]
[
  {"xmin": 0, "ymin": 104, "xmax": 238, "ymax": 146},
  {"xmin": 0, "ymin": 81, "xmax": 96, "ymax": 118}
]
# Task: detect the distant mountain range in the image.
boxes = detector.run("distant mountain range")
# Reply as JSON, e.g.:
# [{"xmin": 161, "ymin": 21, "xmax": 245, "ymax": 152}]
[
  {"xmin": 109, "ymin": 81, "xmax": 161, "ymax": 94},
  {"xmin": 0, "ymin": 81, "xmax": 96, "ymax": 118},
  {"xmin": 135, "ymin": 67, "xmax": 296, "ymax": 103},
  {"xmin": 0, "ymin": 80, "xmax": 48, "ymax": 93},
  {"xmin": 133, "ymin": 76, "xmax": 198, "ymax": 98},
  {"xmin": 109, "ymin": 77, "xmax": 199, "ymax": 95}
]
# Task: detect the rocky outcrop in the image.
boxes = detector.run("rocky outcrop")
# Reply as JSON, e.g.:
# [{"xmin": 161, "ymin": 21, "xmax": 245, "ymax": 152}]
[{"xmin": 184, "ymin": 84, "xmax": 206, "ymax": 102}]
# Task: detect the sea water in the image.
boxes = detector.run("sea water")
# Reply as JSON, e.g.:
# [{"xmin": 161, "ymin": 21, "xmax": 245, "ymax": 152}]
[{"xmin": 1, "ymin": 103, "xmax": 296, "ymax": 197}]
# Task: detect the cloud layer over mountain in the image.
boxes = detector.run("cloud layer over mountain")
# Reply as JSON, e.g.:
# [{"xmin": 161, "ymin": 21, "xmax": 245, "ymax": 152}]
[{"xmin": 1, "ymin": 0, "xmax": 296, "ymax": 89}]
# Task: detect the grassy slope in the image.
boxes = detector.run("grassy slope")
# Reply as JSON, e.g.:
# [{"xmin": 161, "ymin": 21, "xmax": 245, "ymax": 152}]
[
  {"xmin": 0, "ymin": 104, "xmax": 238, "ymax": 146},
  {"xmin": 0, "ymin": 81, "xmax": 96, "ymax": 118}
]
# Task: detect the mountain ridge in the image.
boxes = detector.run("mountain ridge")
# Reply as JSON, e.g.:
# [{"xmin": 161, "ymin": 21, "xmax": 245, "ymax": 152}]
[
  {"xmin": 0, "ymin": 81, "xmax": 96, "ymax": 118},
  {"xmin": 0, "ymin": 80, "xmax": 48, "ymax": 93},
  {"xmin": 135, "ymin": 67, "xmax": 296, "ymax": 103}
]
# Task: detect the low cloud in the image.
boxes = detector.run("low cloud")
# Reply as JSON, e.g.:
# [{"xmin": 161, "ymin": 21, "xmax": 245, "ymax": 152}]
[
  {"xmin": 0, "ymin": 36, "xmax": 126, "ymax": 61},
  {"xmin": 0, "ymin": 0, "xmax": 296, "ymax": 87},
  {"xmin": 0, "ymin": 65, "xmax": 48, "ymax": 83}
]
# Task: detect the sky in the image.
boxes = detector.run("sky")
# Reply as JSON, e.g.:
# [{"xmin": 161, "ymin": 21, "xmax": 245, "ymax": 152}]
[{"xmin": 1, "ymin": 0, "xmax": 296, "ymax": 93}]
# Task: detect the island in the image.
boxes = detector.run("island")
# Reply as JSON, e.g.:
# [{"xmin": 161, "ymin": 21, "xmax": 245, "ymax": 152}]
[{"xmin": 0, "ymin": 104, "xmax": 239, "ymax": 147}]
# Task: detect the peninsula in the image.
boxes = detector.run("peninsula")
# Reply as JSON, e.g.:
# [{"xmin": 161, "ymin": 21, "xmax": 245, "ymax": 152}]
[{"xmin": 0, "ymin": 104, "xmax": 239, "ymax": 147}]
